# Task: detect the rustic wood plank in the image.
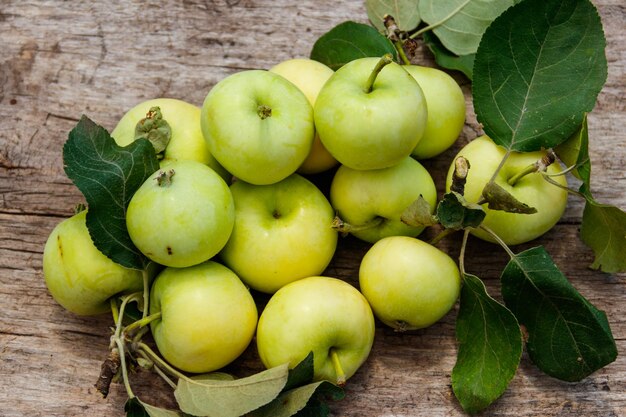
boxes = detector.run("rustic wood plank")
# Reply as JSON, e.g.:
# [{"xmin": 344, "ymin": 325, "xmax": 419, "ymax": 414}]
[{"xmin": 0, "ymin": 1, "xmax": 624, "ymax": 416}]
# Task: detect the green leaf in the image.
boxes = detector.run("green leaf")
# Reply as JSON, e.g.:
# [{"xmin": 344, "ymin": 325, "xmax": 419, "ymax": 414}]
[
  {"xmin": 501, "ymin": 246, "xmax": 617, "ymax": 381},
  {"xmin": 419, "ymin": 0, "xmax": 518, "ymax": 56},
  {"xmin": 473, "ymin": 0, "xmax": 607, "ymax": 152},
  {"xmin": 63, "ymin": 115, "xmax": 159, "ymax": 269},
  {"xmin": 481, "ymin": 182, "xmax": 537, "ymax": 214},
  {"xmin": 554, "ymin": 115, "xmax": 591, "ymax": 183},
  {"xmin": 174, "ymin": 363, "xmax": 289, "ymax": 417},
  {"xmin": 436, "ymin": 192, "xmax": 486, "ymax": 230},
  {"xmin": 366, "ymin": 0, "xmax": 420, "ymax": 33},
  {"xmin": 284, "ymin": 351, "xmax": 315, "ymax": 392},
  {"xmin": 580, "ymin": 195, "xmax": 626, "ymax": 274},
  {"xmin": 310, "ymin": 21, "xmax": 398, "ymax": 70},
  {"xmin": 249, "ymin": 381, "xmax": 344, "ymax": 417},
  {"xmin": 125, "ymin": 398, "xmax": 184, "ymax": 417},
  {"xmin": 400, "ymin": 195, "xmax": 439, "ymax": 228},
  {"xmin": 422, "ymin": 31, "xmax": 474, "ymax": 80},
  {"xmin": 452, "ymin": 274, "xmax": 522, "ymax": 414}
]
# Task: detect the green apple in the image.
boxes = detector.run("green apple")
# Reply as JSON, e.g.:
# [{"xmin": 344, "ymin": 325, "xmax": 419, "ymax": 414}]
[
  {"xmin": 405, "ymin": 65, "xmax": 466, "ymax": 159},
  {"xmin": 126, "ymin": 160, "xmax": 234, "ymax": 268},
  {"xmin": 256, "ymin": 276, "xmax": 375, "ymax": 385},
  {"xmin": 150, "ymin": 261, "xmax": 258, "ymax": 373},
  {"xmin": 330, "ymin": 156, "xmax": 437, "ymax": 243},
  {"xmin": 111, "ymin": 98, "xmax": 230, "ymax": 181},
  {"xmin": 43, "ymin": 210, "xmax": 144, "ymax": 315},
  {"xmin": 359, "ymin": 236, "xmax": 461, "ymax": 331},
  {"xmin": 445, "ymin": 135, "xmax": 568, "ymax": 245},
  {"xmin": 314, "ymin": 55, "xmax": 427, "ymax": 170},
  {"xmin": 220, "ymin": 174, "xmax": 337, "ymax": 294},
  {"xmin": 201, "ymin": 70, "xmax": 314, "ymax": 185},
  {"xmin": 269, "ymin": 58, "xmax": 338, "ymax": 174}
]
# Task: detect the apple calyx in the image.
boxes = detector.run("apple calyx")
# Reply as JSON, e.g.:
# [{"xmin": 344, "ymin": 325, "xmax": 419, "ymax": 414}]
[
  {"xmin": 257, "ymin": 104, "xmax": 272, "ymax": 120},
  {"xmin": 329, "ymin": 348, "xmax": 347, "ymax": 387},
  {"xmin": 155, "ymin": 169, "xmax": 175, "ymax": 187},
  {"xmin": 331, "ymin": 215, "xmax": 385, "ymax": 235},
  {"xmin": 134, "ymin": 106, "xmax": 172, "ymax": 157},
  {"xmin": 364, "ymin": 53, "xmax": 394, "ymax": 94},
  {"xmin": 507, "ymin": 151, "xmax": 556, "ymax": 186}
]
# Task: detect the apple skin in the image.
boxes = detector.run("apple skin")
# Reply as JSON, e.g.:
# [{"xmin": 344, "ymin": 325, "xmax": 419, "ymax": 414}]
[
  {"xmin": 404, "ymin": 65, "xmax": 466, "ymax": 159},
  {"xmin": 269, "ymin": 58, "xmax": 338, "ymax": 174},
  {"xmin": 111, "ymin": 98, "xmax": 230, "ymax": 182},
  {"xmin": 126, "ymin": 160, "xmax": 234, "ymax": 268},
  {"xmin": 43, "ymin": 210, "xmax": 144, "ymax": 315},
  {"xmin": 256, "ymin": 276, "xmax": 375, "ymax": 384},
  {"xmin": 445, "ymin": 135, "xmax": 568, "ymax": 245},
  {"xmin": 201, "ymin": 70, "xmax": 314, "ymax": 185},
  {"xmin": 359, "ymin": 236, "xmax": 461, "ymax": 331},
  {"xmin": 149, "ymin": 261, "xmax": 258, "ymax": 373},
  {"xmin": 220, "ymin": 174, "xmax": 338, "ymax": 294},
  {"xmin": 314, "ymin": 57, "xmax": 427, "ymax": 170},
  {"xmin": 330, "ymin": 156, "xmax": 437, "ymax": 243}
]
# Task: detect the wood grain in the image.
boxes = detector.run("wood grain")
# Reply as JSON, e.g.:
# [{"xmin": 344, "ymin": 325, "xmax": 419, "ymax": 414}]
[{"xmin": 0, "ymin": 1, "xmax": 624, "ymax": 416}]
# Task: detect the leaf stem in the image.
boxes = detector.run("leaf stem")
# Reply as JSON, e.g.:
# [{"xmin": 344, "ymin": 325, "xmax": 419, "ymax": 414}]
[
  {"xmin": 394, "ymin": 40, "xmax": 411, "ymax": 65},
  {"xmin": 114, "ymin": 337, "xmax": 135, "ymax": 399},
  {"xmin": 410, "ymin": 0, "xmax": 471, "ymax": 39},
  {"xmin": 137, "ymin": 342, "xmax": 189, "ymax": 382},
  {"xmin": 110, "ymin": 298, "xmax": 120, "ymax": 330},
  {"xmin": 115, "ymin": 292, "xmax": 143, "ymax": 341},
  {"xmin": 542, "ymin": 174, "xmax": 587, "ymax": 199},
  {"xmin": 479, "ymin": 225, "xmax": 516, "ymax": 259},
  {"xmin": 124, "ymin": 312, "xmax": 162, "ymax": 335},
  {"xmin": 364, "ymin": 54, "xmax": 394, "ymax": 93},
  {"xmin": 488, "ymin": 149, "xmax": 511, "ymax": 185},
  {"xmin": 137, "ymin": 350, "xmax": 177, "ymax": 389},
  {"xmin": 142, "ymin": 268, "xmax": 151, "ymax": 320},
  {"xmin": 429, "ymin": 227, "xmax": 458, "ymax": 246},
  {"xmin": 459, "ymin": 229, "xmax": 470, "ymax": 276},
  {"xmin": 329, "ymin": 349, "xmax": 347, "ymax": 387}
]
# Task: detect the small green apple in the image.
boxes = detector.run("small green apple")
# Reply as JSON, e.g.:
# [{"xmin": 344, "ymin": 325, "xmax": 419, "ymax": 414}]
[
  {"xmin": 220, "ymin": 174, "xmax": 337, "ymax": 293},
  {"xmin": 256, "ymin": 276, "xmax": 375, "ymax": 385},
  {"xmin": 314, "ymin": 55, "xmax": 427, "ymax": 170},
  {"xmin": 126, "ymin": 160, "xmax": 234, "ymax": 267},
  {"xmin": 269, "ymin": 58, "xmax": 338, "ymax": 174},
  {"xmin": 111, "ymin": 98, "xmax": 230, "ymax": 181},
  {"xmin": 404, "ymin": 65, "xmax": 466, "ymax": 159},
  {"xmin": 150, "ymin": 261, "xmax": 258, "ymax": 373},
  {"xmin": 43, "ymin": 210, "xmax": 144, "ymax": 315},
  {"xmin": 359, "ymin": 236, "xmax": 461, "ymax": 331},
  {"xmin": 445, "ymin": 135, "xmax": 568, "ymax": 245},
  {"xmin": 330, "ymin": 156, "xmax": 437, "ymax": 243},
  {"xmin": 201, "ymin": 70, "xmax": 314, "ymax": 185}
]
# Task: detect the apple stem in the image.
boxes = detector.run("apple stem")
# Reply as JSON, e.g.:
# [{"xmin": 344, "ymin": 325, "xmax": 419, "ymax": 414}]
[
  {"xmin": 257, "ymin": 104, "xmax": 272, "ymax": 119},
  {"xmin": 507, "ymin": 152, "xmax": 556, "ymax": 186},
  {"xmin": 451, "ymin": 156, "xmax": 470, "ymax": 195},
  {"xmin": 123, "ymin": 312, "xmax": 162, "ymax": 335},
  {"xmin": 329, "ymin": 348, "xmax": 347, "ymax": 387},
  {"xmin": 331, "ymin": 215, "xmax": 384, "ymax": 234},
  {"xmin": 364, "ymin": 54, "xmax": 394, "ymax": 94}
]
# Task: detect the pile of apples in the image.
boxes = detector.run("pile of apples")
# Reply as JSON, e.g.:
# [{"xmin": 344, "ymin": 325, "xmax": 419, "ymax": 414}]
[{"xmin": 42, "ymin": 55, "xmax": 566, "ymax": 387}]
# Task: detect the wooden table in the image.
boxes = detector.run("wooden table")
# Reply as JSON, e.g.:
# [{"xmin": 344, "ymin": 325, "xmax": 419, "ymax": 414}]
[{"xmin": 1, "ymin": 1, "xmax": 624, "ymax": 416}]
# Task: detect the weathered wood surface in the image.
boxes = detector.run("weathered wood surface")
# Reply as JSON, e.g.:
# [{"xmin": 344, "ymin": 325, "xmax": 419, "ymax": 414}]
[{"xmin": 0, "ymin": 1, "xmax": 624, "ymax": 416}]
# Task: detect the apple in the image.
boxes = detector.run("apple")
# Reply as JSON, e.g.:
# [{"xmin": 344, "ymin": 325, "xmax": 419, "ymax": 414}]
[
  {"xmin": 111, "ymin": 98, "xmax": 230, "ymax": 182},
  {"xmin": 445, "ymin": 135, "xmax": 568, "ymax": 245},
  {"xmin": 126, "ymin": 160, "xmax": 234, "ymax": 268},
  {"xmin": 200, "ymin": 70, "xmax": 314, "ymax": 185},
  {"xmin": 42, "ymin": 210, "xmax": 144, "ymax": 315},
  {"xmin": 149, "ymin": 261, "xmax": 258, "ymax": 373},
  {"xmin": 359, "ymin": 236, "xmax": 461, "ymax": 331},
  {"xmin": 404, "ymin": 65, "xmax": 466, "ymax": 159},
  {"xmin": 269, "ymin": 58, "xmax": 338, "ymax": 174},
  {"xmin": 314, "ymin": 55, "xmax": 427, "ymax": 170},
  {"xmin": 220, "ymin": 174, "xmax": 338, "ymax": 294},
  {"xmin": 330, "ymin": 156, "xmax": 437, "ymax": 243},
  {"xmin": 256, "ymin": 276, "xmax": 375, "ymax": 385}
]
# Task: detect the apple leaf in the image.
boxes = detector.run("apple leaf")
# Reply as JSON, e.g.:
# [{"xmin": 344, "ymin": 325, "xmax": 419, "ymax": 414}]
[
  {"xmin": 418, "ymin": 0, "xmax": 519, "ymax": 56},
  {"xmin": 63, "ymin": 115, "xmax": 159, "ymax": 270},
  {"xmin": 366, "ymin": 0, "xmax": 420, "ymax": 33},
  {"xmin": 422, "ymin": 31, "xmax": 474, "ymax": 80},
  {"xmin": 174, "ymin": 363, "xmax": 289, "ymax": 417},
  {"xmin": 284, "ymin": 351, "xmax": 315, "ymax": 391},
  {"xmin": 452, "ymin": 274, "xmax": 522, "ymax": 414},
  {"xmin": 473, "ymin": 0, "xmax": 607, "ymax": 152},
  {"xmin": 481, "ymin": 182, "xmax": 537, "ymax": 214},
  {"xmin": 501, "ymin": 246, "xmax": 617, "ymax": 381},
  {"xmin": 310, "ymin": 21, "xmax": 398, "ymax": 70},
  {"xmin": 125, "ymin": 398, "xmax": 185, "ymax": 417},
  {"xmin": 401, "ymin": 195, "xmax": 439, "ymax": 228},
  {"xmin": 436, "ymin": 192, "xmax": 486, "ymax": 230},
  {"xmin": 554, "ymin": 115, "xmax": 591, "ymax": 183},
  {"xmin": 249, "ymin": 381, "xmax": 344, "ymax": 417}
]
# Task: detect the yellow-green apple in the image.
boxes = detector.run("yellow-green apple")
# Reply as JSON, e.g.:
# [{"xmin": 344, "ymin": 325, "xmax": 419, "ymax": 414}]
[
  {"xmin": 111, "ymin": 98, "xmax": 230, "ymax": 181},
  {"xmin": 445, "ymin": 135, "xmax": 568, "ymax": 245},
  {"xmin": 256, "ymin": 276, "xmax": 375, "ymax": 385},
  {"xmin": 330, "ymin": 156, "xmax": 437, "ymax": 243},
  {"xmin": 200, "ymin": 70, "xmax": 314, "ymax": 185},
  {"xmin": 359, "ymin": 236, "xmax": 461, "ymax": 331},
  {"xmin": 314, "ymin": 55, "xmax": 427, "ymax": 170},
  {"xmin": 220, "ymin": 174, "xmax": 337, "ymax": 294},
  {"xmin": 126, "ymin": 160, "xmax": 234, "ymax": 268},
  {"xmin": 43, "ymin": 210, "xmax": 144, "ymax": 315},
  {"xmin": 269, "ymin": 58, "xmax": 338, "ymax": 174},
  {"xmin": 149, "ymin": 261, "xmax": 257, "ymax": 373},
  {"xmin": 404, "ymin": 65, "xmax": 466, "ymax": 159}
]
